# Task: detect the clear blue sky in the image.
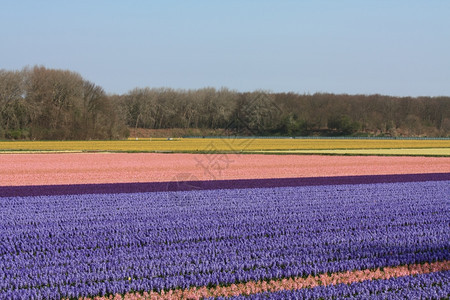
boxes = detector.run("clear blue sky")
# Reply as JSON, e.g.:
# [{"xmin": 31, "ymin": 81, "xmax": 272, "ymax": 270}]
[{"xmin": 1, "ymin": 0, "xmax": 449, "ymax": 96}]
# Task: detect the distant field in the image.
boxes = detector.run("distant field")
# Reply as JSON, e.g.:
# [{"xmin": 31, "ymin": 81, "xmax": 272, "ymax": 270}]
[
  {"xmin": 0, "ymin": 138, "xmax": 449, "ymax": 155},
  {"xmin": 249, "ymin": 148, "xmax": 450, "ymax": 156}
]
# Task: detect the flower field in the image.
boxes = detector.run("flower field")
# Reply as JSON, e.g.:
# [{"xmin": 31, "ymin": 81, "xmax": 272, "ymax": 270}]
[
  {"xmin": 0, "ymin": 152, "xmax": 449, "ymax": 299},
  {"xmin": 253, "ymin": 148, "xmax": 450, "ymax": 156},
  {"xmin": 0, "ymin": 138, "xmax": 449, "ymax": 155},
  {"xmin": 1, "ymin": 153, "xmax": 449, "ymax": 186}
]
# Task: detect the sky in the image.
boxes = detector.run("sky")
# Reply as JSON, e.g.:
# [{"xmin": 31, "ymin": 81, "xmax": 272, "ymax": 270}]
[{"xmin": 1, "ymin": 0, "xmax": 450, "ymax": 96}]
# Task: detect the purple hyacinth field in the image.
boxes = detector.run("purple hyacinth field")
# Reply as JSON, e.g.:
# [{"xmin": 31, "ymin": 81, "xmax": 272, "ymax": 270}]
[{"xmin": 0, "ymin": 175, "xmax": 449, "ymax": 299}]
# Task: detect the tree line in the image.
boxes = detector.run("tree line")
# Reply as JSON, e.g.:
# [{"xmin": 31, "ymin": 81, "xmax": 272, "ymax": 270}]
[
  {"xmin": 0, "ymin": 66, "xmax": 128, "ymax": 140},
  {"xmin": 1, "ymin": 66, "xmax": 449, "ymax": 140}
]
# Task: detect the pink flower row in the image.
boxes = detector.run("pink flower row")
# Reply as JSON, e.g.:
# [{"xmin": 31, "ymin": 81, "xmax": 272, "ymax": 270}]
[
  {"xmin": 2, "ymin": 153, "xmax": 449, "ymax": 186},
  {"xmin": 81, "ymin": 260, "xmax": 449, "ymax": 300}
]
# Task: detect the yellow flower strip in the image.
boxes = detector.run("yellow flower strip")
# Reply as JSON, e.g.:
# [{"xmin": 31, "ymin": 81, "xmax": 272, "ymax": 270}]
[
  {"xmin": 1, "ymin": 138, "xmax": 449, "ymax": 153},
  {"xmin": 249, "ymin": 148, "xmax": 450, "ymax": 156},
  {"xmin": 85, "ymin": 260, "xmax": 449, "ymax": 300}
]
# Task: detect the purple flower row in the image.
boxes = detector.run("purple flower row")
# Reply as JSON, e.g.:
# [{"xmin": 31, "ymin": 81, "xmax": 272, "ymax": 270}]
[
  {"xmin": 1, "ymin": 173, "xmax": 448, "ymax": 198},
  {"xmin": 0, "ymin": 180, "xmax": 448, "ymax": 298},
  {"xmin": 216, "ymin": 270, "xmax": 450, "ymax": 299}
]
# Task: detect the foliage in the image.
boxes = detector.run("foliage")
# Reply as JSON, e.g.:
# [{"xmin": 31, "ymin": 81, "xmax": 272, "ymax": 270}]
[
  {"xmin": 0, "ymin": 66, "xmax": 128, "ymax": 140},
  {"xmin": 327, "ymin": 115, "xmax": 360, "ymax": 135},
  {"xmin": 1, "ymin": 66, "xmax": 449, "ymax": 139}
]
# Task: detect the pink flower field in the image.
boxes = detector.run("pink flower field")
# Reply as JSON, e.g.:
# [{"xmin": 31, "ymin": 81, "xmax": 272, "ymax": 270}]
[{"xmin": 1, "ymin": 153, "xmax": 449, "ymax": 186}]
